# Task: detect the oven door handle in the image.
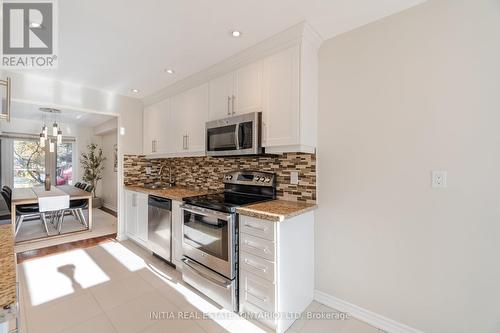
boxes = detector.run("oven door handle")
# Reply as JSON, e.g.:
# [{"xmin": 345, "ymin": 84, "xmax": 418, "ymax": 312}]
[
  {"xmin": 182, "ymin": 258, "xmax": 232, "ymax": 289},
  {"xmin": 180, "ymin": 204, "xmax": 232, "ymax": 221}
]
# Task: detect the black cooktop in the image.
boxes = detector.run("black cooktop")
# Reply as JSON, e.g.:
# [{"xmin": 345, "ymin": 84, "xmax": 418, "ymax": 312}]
[{"xmin": 184, "ymin": 192, "xmax": 272, "ymax": 213}]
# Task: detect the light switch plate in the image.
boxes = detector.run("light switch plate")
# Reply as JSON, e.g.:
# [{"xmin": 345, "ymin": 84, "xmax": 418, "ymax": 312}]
[
  {"xmin": 432, "ymin": 170, "xmax": 447, "ymax": 188},
  {"xmin": 290, "ymin": 171, "xmax": 299, "ymax": 185}
]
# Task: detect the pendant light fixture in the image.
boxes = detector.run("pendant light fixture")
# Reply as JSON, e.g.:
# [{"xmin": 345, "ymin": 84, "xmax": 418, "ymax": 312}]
[
  {"xmin": 52, "ymin": 121, "xmax": 58, "ymax": 136},
  {"xmin": 49, "ymin": 139, "xmax": 54, "ymax": 153},
  {"xmin": 39, "ymin": 108, "xmax": 62, "ymax": 151},
  {"xmin": 39, "ymin": 133, "xmax": 46, "ymax": 148}
]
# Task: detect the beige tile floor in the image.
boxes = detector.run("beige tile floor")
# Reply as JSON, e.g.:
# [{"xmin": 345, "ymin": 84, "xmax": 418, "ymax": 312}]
[{"xmin": 17, "ymin": 240, "xmax": 382, "ymax": 333}]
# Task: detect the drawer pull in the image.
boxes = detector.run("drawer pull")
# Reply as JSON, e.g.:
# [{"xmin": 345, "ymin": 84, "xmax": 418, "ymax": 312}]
[
  {"xmin": 244, "ymin": 241, "xmax": 269, "ymax": 253},
  {"xmin": 244, "ymin": 259, "xmax": 267, "ymax": 272},
  {"xmin": 246, "ymin": 289, "xmax": 267, "ymax": 303},
  {"xmin": 244, "ymin": 223, "xmax": 267, "ymax": 232}
]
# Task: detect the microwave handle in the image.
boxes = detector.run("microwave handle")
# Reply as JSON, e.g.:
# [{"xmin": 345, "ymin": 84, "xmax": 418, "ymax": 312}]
[{"xmin": 234, "ymin": 124, "xmax": 239, "ymax": 149}]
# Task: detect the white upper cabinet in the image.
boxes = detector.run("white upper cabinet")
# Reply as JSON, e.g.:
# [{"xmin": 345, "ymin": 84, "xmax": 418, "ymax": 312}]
[
  {"xmin": 234, "ymin": 61, "xmax": 263, "ymax": 115},
  {"xmin": 208, "ymin": 61, "xmax": 263, "ymax": 121},
  {"xmin": 143, "ymin": 98, "xmax": 172, "ymax": 155},
  {"xmin": 170, "ymin": 83, "xmax": 209, "ymax": 154},
  {"xmin": 208, "ymin": 72, "xmax": 234, "ymax": 120},
  {"xmin": 262, "ymin": 46, "xmax": 300, "ymax": 149},
  {"xmin": 262, "ymin": 42, "xmax": 318, "ymax": 154}
]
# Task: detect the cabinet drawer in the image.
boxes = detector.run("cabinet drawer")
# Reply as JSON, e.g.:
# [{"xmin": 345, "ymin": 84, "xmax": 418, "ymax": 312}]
[
  {"xmin": 241, "ymin": 233, "xmax": 275, "ymax": 261},
  {"xmin": 240, "ymin": 216, "xmax": 275, "ymax": 241},
  {"xmin": 240, "ymin": 269, "xmax": 276, "ymax": 314},
  {"xmin": 240, "ymin": 251, "xmax": 275, "ymax": 283}
]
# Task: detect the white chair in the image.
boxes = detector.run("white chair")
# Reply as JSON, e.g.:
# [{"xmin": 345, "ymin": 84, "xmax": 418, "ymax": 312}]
[{"xmin": 38, "ymin": 194, "xmax": 70, "ymax": 235}]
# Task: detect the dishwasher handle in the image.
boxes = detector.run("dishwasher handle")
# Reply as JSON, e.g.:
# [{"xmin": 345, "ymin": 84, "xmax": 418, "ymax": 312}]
[{"xmin": 148, "ymin": 195, "xmax": 172, "ymax": 210}]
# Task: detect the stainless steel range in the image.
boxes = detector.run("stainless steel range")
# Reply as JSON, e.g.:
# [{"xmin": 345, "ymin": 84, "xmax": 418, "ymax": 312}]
[{"xmin": 180, "ymin": 171, "xmax": 276, "ymax": 312}]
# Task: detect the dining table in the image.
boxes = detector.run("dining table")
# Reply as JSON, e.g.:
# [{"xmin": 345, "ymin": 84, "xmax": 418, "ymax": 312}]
[{"xmin": 11, "ymin": 185, "xmax": 93, "ymax": 241}]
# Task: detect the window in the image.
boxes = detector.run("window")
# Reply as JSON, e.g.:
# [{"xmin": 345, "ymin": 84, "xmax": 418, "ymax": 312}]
[
  {"xmin": 13, "ymin": 140, "xmax": 46, "ymax": 188},
  {"xmin": 12, "ymin": 139, "xmax": 74, "ymax": 188},
  {"xmin": 56, "ymin": 142, "xmax": 73, "ymax": 185}
]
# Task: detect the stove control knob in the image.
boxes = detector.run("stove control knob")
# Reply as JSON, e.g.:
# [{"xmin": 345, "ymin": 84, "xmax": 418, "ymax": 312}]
[
  {"xmin": 265, "ymin": 178, "xmax": 271, "ymax": 183},
  {"xmin": 254, "ymin": 176, "xmax": 260, "ymax": 181},
  {"xmin": 260, "ymin": 178, "xmax": 265, "ymax": 182}
]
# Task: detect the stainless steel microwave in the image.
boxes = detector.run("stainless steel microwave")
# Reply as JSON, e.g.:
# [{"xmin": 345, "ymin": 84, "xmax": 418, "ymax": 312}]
[{"xmin": 206, "ymin": 112, "xmax": 262, "ymax": 156}]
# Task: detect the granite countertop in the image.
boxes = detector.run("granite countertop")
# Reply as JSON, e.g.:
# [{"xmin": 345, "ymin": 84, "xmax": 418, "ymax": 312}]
[
  {"xmin": 236, "ymin": 200, "xmax": 317, "ymax": 222},
  {"xmin": 125, "ymin": 185, "xmax": 207, "ymax": 201}
]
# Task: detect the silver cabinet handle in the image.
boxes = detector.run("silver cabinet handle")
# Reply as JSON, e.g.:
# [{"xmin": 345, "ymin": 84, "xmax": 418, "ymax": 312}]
[
  {"xmin": 227, "ymin": 96, "xmax": 231, "ymax": 115},
  {"xmin": 182, "ymin": 258, "xmax": 231, "ymax": 288},
  {"xmin": 0, "ymin": 77, "xmax": 11, "ymax": 122},
  {"xmin": 231, "ymin": 95, "xmax": 235, "ymax": 115},
  {"xmin": 182, "ymin": 135, "xmax": 187, "ymax": 150},
  {"xmin": 246, "ymin": 289, "xmax": 267, "ymax": 303},
  {"xmin": 244, "ymin": 240, "xmax": 269, "ymax": 253},
  {"xmin": 244, "ymin": 259, "xmax": 267, "ymax": 272},
  {"xmin": 186, "ymin": 134, "xmax": 189, "ymax": 150},
  {"xmin": 244, "ymin": 223, "xmax": 267, "ymax": 232}
]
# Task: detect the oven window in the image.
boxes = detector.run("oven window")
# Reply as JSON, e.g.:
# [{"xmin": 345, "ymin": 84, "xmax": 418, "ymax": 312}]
[
  {"xmin": 207, "ymin": 125, "xmax": 237, "ymax": 151},
  {"xmin": 183, "ymin": 210, "xmax": 229, "ymax": 261}
]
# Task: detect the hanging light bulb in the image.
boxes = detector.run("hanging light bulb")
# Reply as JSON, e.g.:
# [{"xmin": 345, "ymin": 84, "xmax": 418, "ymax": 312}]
[
  {"xmin": 39, "ymin": 133, "xmax": 46, "ymax": 148},
  {"xmin": 52, "ymin": 122, "xmax": 58, "ymax": 136},
  {"xmin": 42, "ymin": 125, "xmax": 48, "ymax": 139},
  {"xmin": 57, "ymin": 130, "xmax": 62, "ymax": 144},
  {"xmin": 49, "ymin": 139, "xmax": 54, "ymax": 153}
]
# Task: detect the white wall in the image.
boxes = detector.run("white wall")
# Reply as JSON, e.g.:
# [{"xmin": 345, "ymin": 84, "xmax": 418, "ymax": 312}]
[
  {"xmin": 316, "ymin": 1, "xmax": 500, "ymax": 332},
  {"xmin": 99, "ymin": 128, "xmax": 118, "ymax": 211}
]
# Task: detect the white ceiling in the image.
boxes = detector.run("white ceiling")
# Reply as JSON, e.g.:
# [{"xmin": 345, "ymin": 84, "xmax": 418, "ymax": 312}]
[
  {"xmin": 29, "ymin": 0, "xmax": 424, "ymax": 99},
  {"xmin": 11, "ymin": 101, "xmax": 116, "ymax": 128}
]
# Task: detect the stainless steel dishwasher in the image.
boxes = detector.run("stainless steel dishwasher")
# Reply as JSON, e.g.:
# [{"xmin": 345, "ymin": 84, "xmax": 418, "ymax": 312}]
[{"xmin": 147, "ymin": 195, "xmax": 172, "ymax": 263}]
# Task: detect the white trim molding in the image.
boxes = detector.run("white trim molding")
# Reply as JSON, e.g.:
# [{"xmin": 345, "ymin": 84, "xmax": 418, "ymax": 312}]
[{"xmin": 314, "ymin": 290, "xmax": 424, "ymax": 333}]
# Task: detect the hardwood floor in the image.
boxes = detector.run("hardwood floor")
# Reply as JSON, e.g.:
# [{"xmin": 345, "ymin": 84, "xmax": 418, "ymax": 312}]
[{"xmin": 16, "ymin": 233, "xmax": 117, "ymax": 264}]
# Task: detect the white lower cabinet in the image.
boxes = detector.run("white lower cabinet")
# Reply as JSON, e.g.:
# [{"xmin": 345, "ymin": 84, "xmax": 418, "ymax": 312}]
[
  {"xmin": 239, "ymin": 212, "xmax": 315, "ymax": 333},
  {"xmin": 124, "ymin": 190, "xmax": 149, "ymax": 247}
]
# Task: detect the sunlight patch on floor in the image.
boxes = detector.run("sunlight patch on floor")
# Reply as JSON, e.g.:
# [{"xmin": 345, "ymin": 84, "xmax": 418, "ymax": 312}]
[
  {"xmin": 23, "ymin": 249, "xmax": 109, "ymax": 306},
  {"xmin": 98, "ymin": 241, "xmax": 148, "ymax": 271}
]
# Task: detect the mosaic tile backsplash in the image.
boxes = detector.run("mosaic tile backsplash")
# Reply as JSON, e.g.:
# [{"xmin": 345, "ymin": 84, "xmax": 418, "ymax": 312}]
[{"xmin": 123, "ymin": 153, "xmax": 316, "ymax": 203}]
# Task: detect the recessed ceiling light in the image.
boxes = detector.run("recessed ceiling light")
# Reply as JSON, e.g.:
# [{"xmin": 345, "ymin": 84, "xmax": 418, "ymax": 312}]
[
  {"xmin": 165, "ymin": 69, "xmax": 175, "ymax": 74},
  {"xmin": 231, "ymin": 30, "xmax": 241, "ymax": 37},
  {"xmin": 131, "ymin": 88, "xmax": 140, "ymax": 93}
]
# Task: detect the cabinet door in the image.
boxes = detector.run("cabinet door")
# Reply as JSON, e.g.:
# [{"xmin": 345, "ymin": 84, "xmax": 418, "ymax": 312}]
[
  {"xmin": 208, "ymin": 72, "xmax": 234, "ymax": 121},
  {"xmin": 184, "ymin": 83, "xmax": 209, "ymax": 153},
  {"xmin": 143, "ymin": 106, "xmax": 156, "ymax": 154},
  {"xmin": 234, "ymin": 61, "xmax": 263, "ymax": 115},
  {"xmin": 143, "ymin": 100, "xmax": 171, "ymax": 154},
  {"xmin": 170, "ymin": 92, "xmax": 189, "ymax": 152},
  {"xmin": 262, "ymin": 46, "xmax": 300, "ymax": 147},
  {"xmin": 124, "ymin": 191, "xmax": 138, "ymax": 237},
  {"xmin": 136, "ymin": 193, "xmax": 149, "ymax": 243}
]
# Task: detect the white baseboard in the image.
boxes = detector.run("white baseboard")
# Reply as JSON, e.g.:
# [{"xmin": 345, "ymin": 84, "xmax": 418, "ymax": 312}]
[{"xmin": 313, "ymin": 290, "xmax": 424, "ymax": 333}]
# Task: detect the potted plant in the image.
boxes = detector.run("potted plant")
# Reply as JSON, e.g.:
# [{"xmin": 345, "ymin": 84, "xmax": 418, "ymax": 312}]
[{"xmin": 80, "ymin": 143, "xmax": 106, "ymax": 208}]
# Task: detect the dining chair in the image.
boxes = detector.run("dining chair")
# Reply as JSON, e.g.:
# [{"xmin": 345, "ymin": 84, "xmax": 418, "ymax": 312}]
[
  {"xmin": 74, "ymin": 182, "xmax": 82, "ymax": 188},
  {"xmin": 1, "ymin": 190, "xmax": 49, "ymax": 237}
]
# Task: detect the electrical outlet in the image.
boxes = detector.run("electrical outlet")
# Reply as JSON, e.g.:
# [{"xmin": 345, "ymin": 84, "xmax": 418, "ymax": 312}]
[
  {"xmin": 290, "ymin": 171, "xmax": 299, "ymax": 185},
  {"xmin": 145, "ymin": 167, "xmax": 151, "ymax": 175},
  {"xmin": 432, "ymin": 170, "xmax": 447, "ymax": 188}
]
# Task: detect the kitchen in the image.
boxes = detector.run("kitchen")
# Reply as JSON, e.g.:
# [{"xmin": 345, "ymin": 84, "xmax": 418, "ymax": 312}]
[{"xmin": 0, "ymin": 1, "xmax": 498, "ymax": 333}]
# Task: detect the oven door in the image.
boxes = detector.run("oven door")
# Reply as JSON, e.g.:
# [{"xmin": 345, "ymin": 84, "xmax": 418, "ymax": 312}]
[{"xmin": 180, "ymin": 204, "xmax": 236, "ymax": 279}]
